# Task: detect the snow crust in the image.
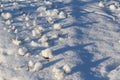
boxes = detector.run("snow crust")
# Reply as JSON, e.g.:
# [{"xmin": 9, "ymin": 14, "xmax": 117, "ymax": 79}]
[{"xmin": 0, "ymin": 0, "xmax": 120, "ymax": 80}]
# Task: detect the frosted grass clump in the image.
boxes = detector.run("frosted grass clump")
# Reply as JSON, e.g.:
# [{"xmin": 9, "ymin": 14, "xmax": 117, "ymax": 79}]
[
  {"xmin": 53, "ymin": 23, "xmax": 62, "ymax": 31},
  {"xmin": 46, "ymin": 9, "xmax": 59, "ymax": 17},
  {"xmin": 44, "ymin": 1, "xmax": 52, "ymax": 5},
  {"xmin": 30, "ymin": 41, "xmax": 40, "ymax": 47},
  {"xmin": 32, "ymin": 29, "xmax": 40, "ymax": 37},
  {"xmin": 1, "ymin": 12, "xmax": 12, "ymax": 20},
  {"xmin": 109, "ymin": 4, "xmax": 117, "ymax": 11},
  {"xmin": 63, "ymin": 64, "xmax": 71, "ymax": 74},
  {"xmin": 14, "ymin": 29, "xmax": 18, "ymax": 33},
  {"xmin": 18, "ymin": 47, "xmax": 28, "ymax": 56},
  {"xmin": 38, "ymin": 35, "xmax": 48, "ymax": 42},
  {"xmin": 98, "ymin": 1, "xmax": 105, "ymax": 8},
  {"xmin": 5, "ymin": 20, "xmax": 12, "ymax": 25},
  {"xmin": 12, "ymin": 38, "xmax": 21, "ymax": 46},
  {"xmin": 40, "ymin": 48, "xmax": 53, "ymax": 59},
  {"xmin": 37, "ymin": 6, "xmax": 46, "ymax": 12},
  {"xmin": 46, "ymin": 17, "xmax": 54, "ymax": 23},
  {"xmin": 25, "ymin": 15, "xmax": 30, "ymax": 21},
  {"xmin": 59, "ymin": 11, "xmax": 66, "ymax": 18},
  {"xmin": 52, "ymin": 66, "xmax": 65, "ymax": 80},
  {"xmin": 32, "ymin": 62, "xmax": 43, "ymax": 72},
  {"xmin": 28, "ymin": 60, "xmax": 34, "ymax": 68},
  {"xmin": 28, "ymin": 60, "xmax": 34, "ymax": 71}
]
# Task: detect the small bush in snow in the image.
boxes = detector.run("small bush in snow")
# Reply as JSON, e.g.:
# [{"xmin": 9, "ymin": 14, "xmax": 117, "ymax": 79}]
[
  {"xmin": 40, "ymin": 48, "xmax": 53, "ymax": 60},
  {"xmin": 18, "ymin": 47, "xmax": 28, "ymax": 56},
  {"xmin": 53, "ymin": 23, "xmax": 62, "ymax": 31},
  {"xmin": 63, "ymin": 64, "xmax": 71, "ymax": 74},
  {"xmin": 32, "ymin": 62, "xmax": 43, "ymax": 72}
]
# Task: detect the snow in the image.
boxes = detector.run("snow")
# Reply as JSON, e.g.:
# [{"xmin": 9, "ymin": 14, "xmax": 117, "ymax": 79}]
[{"xmin": 0, "ymin": 0, "xmax": 120, "ymax": 80}]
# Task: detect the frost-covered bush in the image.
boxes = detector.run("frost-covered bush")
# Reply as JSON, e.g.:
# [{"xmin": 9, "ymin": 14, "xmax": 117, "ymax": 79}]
[
  {"xmin": 32, "ymin": 62, "xmax": 43, "ymax": 72},
  {"xmin": 18, "ymin": 47, "xmax": 28, "ymax": 56},
  {"xmin": 59, "ymin": 11, "xmax": 66, "ymax": 18},
  {"xmin": 38, "ymin": 35, "xmax": 48, "ymax": 42},
  {"xmin": 109, "ymin": 4, "xmax": 117, "ymax": 11},
  {"xmin": 1, "ymin": 12, "xmax": 12, "ymax": 20},
  {"xmin": 32, "ymin": 26, "xmax": 44, "ymax": 37},
  {"xmin": 28, "ymin": 60, "xmax": 34, "ymax": 71},
  {"xmin": 25, "ymin": 15, "xmax": 30, "ymax": 21},
  {"xmin": 98, "ymin": 1, "xmax": 105, "ymax": 8},
  {"xmin": 63, "ymin": 64, "xmax": 71, "ymax": 74},
  {"xmin": 44, "ymin": 1, "xmax": 52, "ymax": 5},
  {"xmin": 53, "ymin": 23, "xmax": 62, "ymax": 31},
  {"xmin": 14, "ymin": 29, "xmax": 18, "ymax": 33},
  {"xmin": 37, "ymin": 6, "xmax": 46, "ymax": 12},
  {"xmin": 40, "ymin": 48, "xmax": 53, "ymax": 59},
  {"xmin": 5, "ymin": 20, "xmax": 12, "ymax": 25},
  {"xmin": 30, "ymin": 41, "xmax": 40, "ymax": 47},
  {"xmin": 12, "ymin": 38, "xmax": 21, "ymax": 46}
]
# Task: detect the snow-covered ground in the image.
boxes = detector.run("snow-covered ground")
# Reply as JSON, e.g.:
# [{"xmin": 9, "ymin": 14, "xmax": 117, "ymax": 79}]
[{"xmin": 0, "ymin": 0, "xmax": 120, "ymax": 80}]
